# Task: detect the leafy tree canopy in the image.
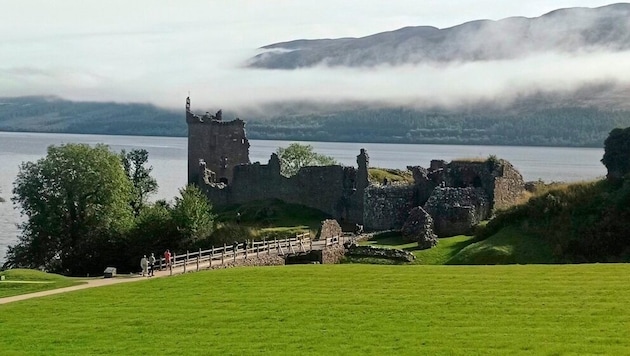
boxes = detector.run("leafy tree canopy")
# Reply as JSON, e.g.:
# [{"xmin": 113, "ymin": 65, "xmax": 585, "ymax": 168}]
[
  {"xmin": 6, "ymin": 143, "xmax": 134, "ymax": 275},
  {"xmin": 275, "ymin": 143, "xmax": 338, "ymax": 177},
  {"xmin": 171, "ymin": 185, "xmax": 216, "ymax": 246},
  {"xmin": 120, "ymin": 148, "xmax": 158, "ymax": 216}
]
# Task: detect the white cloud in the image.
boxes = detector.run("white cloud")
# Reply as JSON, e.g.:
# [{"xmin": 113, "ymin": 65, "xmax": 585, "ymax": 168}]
[{"xmin": 0, "ymin": 0, "xmax": 624, "ymax": 110}]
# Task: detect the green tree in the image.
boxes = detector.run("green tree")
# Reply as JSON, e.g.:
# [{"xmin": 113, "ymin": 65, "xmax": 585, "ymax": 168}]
[
  {"xmin": 120, "ymin": 149, "xmax": 158, "ymax": 216},
  {"xmin": 6, "ymin": 144, "xmax": 134, "ymax": 275},
  {"xmin": 124, "ymin": 200, "xmax": 177, "ymax": 262},
  {"xmin": 275, "ymin": 143, "xmax": 338, "ymax": 177},
  {"xmin": 601, "ymin": 127, "xmax": 630, "ymax": 182},
  {"xmin": 171, "ymin": 185, "xmax": 216, "ymax": 247}
]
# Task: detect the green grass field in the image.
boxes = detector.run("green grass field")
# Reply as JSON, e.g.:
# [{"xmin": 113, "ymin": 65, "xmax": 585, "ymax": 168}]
[
  {"xmin": 0, "ymin": 269, "xmax": 84, "ymax": 298},
  {"xmin": 358, "ymin": 233, "xmax": 476, "ymax": 265},
  {"xmin": 2, "ymin": 264, "xmax": 629, "ymax": 355}
]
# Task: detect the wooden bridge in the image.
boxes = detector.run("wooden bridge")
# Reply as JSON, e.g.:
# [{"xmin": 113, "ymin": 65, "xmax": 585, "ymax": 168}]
[{"xmin": 153, "ymin": 233, "xmax": 353, "ymax": 275}]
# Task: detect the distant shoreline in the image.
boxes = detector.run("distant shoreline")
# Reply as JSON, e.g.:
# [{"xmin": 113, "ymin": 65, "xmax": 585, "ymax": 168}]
[{"xmin": 0, "ymin": 129, "xmax": 605, "ymax": 149}]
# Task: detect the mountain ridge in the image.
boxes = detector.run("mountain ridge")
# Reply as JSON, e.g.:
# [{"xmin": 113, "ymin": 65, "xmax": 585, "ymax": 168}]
[{"xmin": 248, "ymin": 3, "xmax": 630, "ymax": 69}]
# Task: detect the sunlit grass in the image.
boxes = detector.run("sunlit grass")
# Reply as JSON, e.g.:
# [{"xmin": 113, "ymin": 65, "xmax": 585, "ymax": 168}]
[
  {"xmin": 1, "ymin": 264, "xmax": 629, "ymax": 355},
  {"xmin": 447, "ymin": 226, "xmax": 555, "ymax": 265},
  {"xmin": 0, "ymin": 269, "xmax": 84, "ymax": 298},
  {"xmin": 368, "ymin": 167, "xmax": 414, "ymax": 184},
  {"xmin": 357, "ymin": 232, "xmax": 475, "ymax": 265}
]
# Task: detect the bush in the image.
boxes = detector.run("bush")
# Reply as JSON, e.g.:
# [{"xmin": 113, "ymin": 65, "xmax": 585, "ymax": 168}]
[
  {"xmin": 601, "ymin": 127, "xmax": 630, "ymax": 181},
  {"xmin": 475, "ymin": 179, "xmax": 630, "ymax": 262},
  {"xmin": 207, "ymin": 223, "xmax": 256, "ymax": 246}
]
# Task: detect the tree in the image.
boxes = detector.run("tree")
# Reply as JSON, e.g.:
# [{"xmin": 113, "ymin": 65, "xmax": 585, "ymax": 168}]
[
  {"xmin": 6, "ymin": 144, "xmax": 134, "ymax": 275},
  {"xmin": 171, "ymin": 185, "xmax": 216, "ymax": 247},
  {"xmin": 120, "ymin": 149, "xmax": 158, "ymax": 216},
  {"xmin": 601, "ymin": 127, "xmax": 630, "ymax": 182},
  {"xmin": 124, "ymin": 200, "xmax": 177, "ymax": 264},
  {"xmin": 275, "ymin": 143, "xmax": 338, "ymax": 177}
]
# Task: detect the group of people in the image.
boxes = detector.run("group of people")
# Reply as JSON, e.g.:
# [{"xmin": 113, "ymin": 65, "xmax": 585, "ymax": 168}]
[{"xmin": 139, "ymin": 249, "xmax": 172, "ymax": 277}]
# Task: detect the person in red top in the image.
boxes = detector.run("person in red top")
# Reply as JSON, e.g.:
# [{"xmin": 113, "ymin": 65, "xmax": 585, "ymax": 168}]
[{"xmin": 164, "ymin": 249, "xmax": 172, "ymax": 269}]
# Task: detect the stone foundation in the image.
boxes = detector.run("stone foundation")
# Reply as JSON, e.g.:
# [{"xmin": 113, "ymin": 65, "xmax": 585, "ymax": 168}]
[
  {"xmin": 322, "ymin": 244, "xmax": 345, "ymax": 264},
  {"xmin": 207, "ymin": 255, "xmax": 285, "ymax": 269},
  {"xmin": 345, "ymin": 245, "xmax": 415, "ymax": 262}
]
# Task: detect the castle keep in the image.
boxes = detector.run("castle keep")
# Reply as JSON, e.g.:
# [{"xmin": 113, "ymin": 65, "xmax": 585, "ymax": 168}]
[
  {"xmin": 186, "ymin": 99, "xmax": 526, "ymax": 236},
  {"xmin": 186, "ymin": 97, "xmax": 250, "ymax": 186}
]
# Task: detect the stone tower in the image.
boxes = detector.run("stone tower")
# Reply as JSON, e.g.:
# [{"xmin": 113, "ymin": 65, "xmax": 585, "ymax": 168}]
[{"xmin": 186, "ymin": 97, "xmax": 250, "ymax": 185}]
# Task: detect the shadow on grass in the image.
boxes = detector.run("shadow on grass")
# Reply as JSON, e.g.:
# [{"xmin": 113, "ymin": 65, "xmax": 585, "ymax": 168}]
[{"xmin": 361, "ymin": 232, "xmax": 477, "ymax": 265}]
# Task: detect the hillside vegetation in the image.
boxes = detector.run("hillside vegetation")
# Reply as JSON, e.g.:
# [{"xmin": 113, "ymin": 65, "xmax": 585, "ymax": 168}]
[
  {"xmin": 1, "ymin": 264, "xmax": 629, "ymax": 354},
  {"xmin": 358, "ymin": 178, "xmax": 630, "ymax": 265},
  {"xmin": 2, "ymin": 95, "xmax": 630, "ymax": 147},
  {"xmin": 476, "ymin": 178, "xmax": 630, "ymax": 263}
]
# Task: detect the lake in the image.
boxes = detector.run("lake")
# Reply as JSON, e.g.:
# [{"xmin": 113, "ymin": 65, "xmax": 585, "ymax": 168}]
[{"xmin": 0, "ymin": 131, "xmax": 606, "ymax": 264}]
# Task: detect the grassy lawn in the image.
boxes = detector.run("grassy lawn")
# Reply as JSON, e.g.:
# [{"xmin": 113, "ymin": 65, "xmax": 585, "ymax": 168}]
[
  {"xmin": 0, "ymin": 269, "xmax": 84, "ymax": 298},
  {"xmin": 359, "ymin": 233, "xmax": 476, "ymax": 264},
  {"xmin": 448, "ymin": 226, "xmax": 556, "ymax": 265},
  {"xmin": 2, "ymin": 264, "xmax": 629, "ymax": 355}
]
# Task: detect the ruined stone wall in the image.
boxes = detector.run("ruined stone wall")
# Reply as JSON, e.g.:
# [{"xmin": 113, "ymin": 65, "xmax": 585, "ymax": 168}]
[
  {"xmin": 321, "ymin": 244, "xmax": 345, "ymax": 264},
  {"xmin": 492, "ymin": 161, "xmax": 525, "ymax": 211},
  {"xmin": 423, "ymin": 187, "xmax": 490, "ymax": 237},
  {"xmin": 364, "ymin": 185, "xmax": 416, "ymax": 231},
  {"xmin": 316, "ymin": 219, "xmax": 343, "ymax": 240},
  {"xmin": 446, "ymin": 161, "xmax": 496, "ymax": 193},
  {"xmin": 444, "ymin": 160, "xmax": 524, "ymax": 212},
  {"xmin": 208, "ymin": 255, "xmax": 285, "ymax": 269},
  {"xmin": 201, "ymin": 154, "xmax": 366, "ymax": 223},
  {"xmin": 187, "ymin": 111, "xmax": 249, "ymax": 185},
  {"xmin": 345, "ymin": 245, "xmax": 415, "ymax": 262}
]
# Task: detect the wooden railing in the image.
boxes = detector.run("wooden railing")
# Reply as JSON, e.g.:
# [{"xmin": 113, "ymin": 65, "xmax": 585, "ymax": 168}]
[{"xmin": 152, "ymin": 232, "xmax": 350, "ymax": 275}]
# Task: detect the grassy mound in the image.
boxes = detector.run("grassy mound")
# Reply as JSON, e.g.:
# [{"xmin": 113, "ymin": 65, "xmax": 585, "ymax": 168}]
[
  {"xmin": 477, "ymin": 178, "xmax": 630, "ymax": 263},
  {"xmin": 368, "ymin": 167, "xmax": 414, "ymax": 184},
  {"xmin": 0, "ymin": 269, "xmax": 84, "ymax": 298},
  {"xmin": 447, "ymin": 226, "xmax": 555, "ymax": 265},
  {"xmin": 355, "ymin": 232, "xmax": 476, "ymax": 265},
  {"xmin": 1, "ymin": 264, "xmax": 629, "ymax": 354}
]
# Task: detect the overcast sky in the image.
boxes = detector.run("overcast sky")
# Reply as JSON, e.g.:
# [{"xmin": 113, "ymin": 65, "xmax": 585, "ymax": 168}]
[{"xmin": 1, "ymin": 0, "xmax": 627, "ymax": 110}]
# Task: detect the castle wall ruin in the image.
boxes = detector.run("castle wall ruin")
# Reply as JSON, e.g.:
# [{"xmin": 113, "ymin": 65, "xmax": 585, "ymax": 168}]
[
  {"xmin": 186, "ymin": 98, "xmax": 526, "ymax": 235},
  {"xmin": 202, "ymin": 152, "xmax": 368, "ymax": 223}
]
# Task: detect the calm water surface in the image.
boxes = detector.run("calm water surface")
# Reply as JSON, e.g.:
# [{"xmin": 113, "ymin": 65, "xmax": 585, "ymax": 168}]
[{"xmin": 0, "ymin": 131, "xmax": 606, "ymax": 264}]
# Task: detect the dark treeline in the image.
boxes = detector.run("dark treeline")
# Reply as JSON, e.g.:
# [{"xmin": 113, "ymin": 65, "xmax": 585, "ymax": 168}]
[
  {"xmin": 247, "ymin": 106, "xmax": 630, "ymax": 147},
  {"xmin": 2, "ymin": 96, "xmax": 629, "ymax": 147}
]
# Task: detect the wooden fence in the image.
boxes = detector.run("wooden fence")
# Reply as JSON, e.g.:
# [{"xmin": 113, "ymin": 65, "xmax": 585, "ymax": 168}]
[{"xmin": 152, "ymin": 232, "xmax": 349, "ymax": 275}]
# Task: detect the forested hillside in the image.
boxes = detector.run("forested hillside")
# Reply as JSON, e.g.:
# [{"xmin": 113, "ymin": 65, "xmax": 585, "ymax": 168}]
[
  {"xmin": 0, "ymin": 96, "xmax": 184, "ymax": 137},
  {"xmin": 247, "ymin": 106, "xmax": 630, "ymax": 147},
  {"xmin": 1, "ymin": 96, "xmax": 629, "ymax": 147}
]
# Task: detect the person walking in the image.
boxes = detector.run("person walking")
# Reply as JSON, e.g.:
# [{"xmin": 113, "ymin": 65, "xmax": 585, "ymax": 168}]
[
  {"xmin": 140, "ymin": 255, "xmax": 149, "ymax": 277},
  {"xmin": 164, "ymin": 249, "xmax": 172, "ymax": 269},
  {"xmin": 148, "ymin": 253, "xmax": 156, "ymax": 276}
]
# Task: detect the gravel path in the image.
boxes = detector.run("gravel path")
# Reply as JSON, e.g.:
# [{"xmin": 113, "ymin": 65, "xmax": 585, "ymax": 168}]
[{"xmin": 0, "ymin": 267, "xmax": 176, "ymax": 305}]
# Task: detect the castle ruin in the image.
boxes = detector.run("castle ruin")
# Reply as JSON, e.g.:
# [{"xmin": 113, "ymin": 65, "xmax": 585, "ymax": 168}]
[
  {"xmin": 186, "ymin": 99, "xmax": 526, "ymax": 237},
  {"xmin": 186, "ymin": 97, "xmax": 250, "ymax": 186}
]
